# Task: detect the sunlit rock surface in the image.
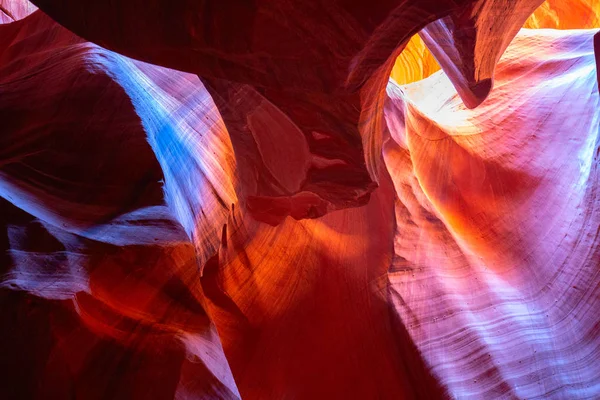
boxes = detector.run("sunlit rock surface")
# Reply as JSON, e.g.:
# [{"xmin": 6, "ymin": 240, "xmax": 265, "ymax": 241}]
[
  {"xmin": 525, "ymin": 0, "xmax": 600, "ymax": 29},
  {"xmin": 0, "ymin": 11, "xmax": 239, "ymax": 399},
  {"xmin": 1, "ymin": 1, "xmax": 600, "ymax": 399},
  {"xmin": 390, "ymin": 34, "xmax": 441, "ymax": 85},
  {"xmin": 0, "ymin": 0, "xmax": 36, "ymax": 23},
  {"xmin": 419, "ymin": 0, "xmax": 546, "ymax": 108},
  {"xmin": 390, "ymin": 0, "xmax": 600, "ymax": 86},
  {"xmin": 386, "ymin": 27, "xmax": 600, "ymax": 398}
]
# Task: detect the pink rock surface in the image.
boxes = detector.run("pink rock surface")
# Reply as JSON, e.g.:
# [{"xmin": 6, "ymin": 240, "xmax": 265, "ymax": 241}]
[
  {"xmin": 0, "ymin": 11, "xmax": 239, "ymax": 398},
  {"xmin": 420, "ymin": 0, "xmax": 545, "ymax": 108},
  {"xmin": 1, "ymin": 1, "xmax": 600, "ymax": 399},
  {"xmin": 386, "ymin": 27, "xmax": 600, "ymax": 398},
  {"xmin": 0, "ymin": 0, "xmax": 36, "ymax": 23}
]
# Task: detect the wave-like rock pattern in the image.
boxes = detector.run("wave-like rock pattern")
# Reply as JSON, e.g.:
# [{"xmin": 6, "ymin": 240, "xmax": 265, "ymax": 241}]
[
  {"xmin": 0, "ymin": 0, "xmax": 36, "ymax": 23},
  {"xmin": 30, "ymin": 0, "xmax": 489, "ymax": 196},
  {"xmin": 525, "ymin": 0, "xmax": 600, "ymax": 29},
  {"xmin": 420, "ymin": 0, "xmax": 546, "ymax": 108},
  {"xmin": 391, "ymin": 34, "xmax": 441, "ymax": 85},
  {"xmin": 0, "ymin": 11, "xmax": 239, "ymax": 398},
  {"xmin": 390, "ymin": 0, "xmax": 600, "ymax": 86},
  {"xmin": 386, "ymin": 28, "xmax": 600, "ymax": 398},
  {"xmin": 1, "ymin": 1, "xmax": 600, "ymax": 399}
]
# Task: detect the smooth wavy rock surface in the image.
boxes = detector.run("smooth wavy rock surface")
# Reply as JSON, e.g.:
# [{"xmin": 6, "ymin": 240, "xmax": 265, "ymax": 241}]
[
  {"xmin": 385, "ymin": 28, "xmax": 600, "ymax": 398},
  {"xmin": 390, "ymin": 0, "xmax": 600, "ymax": 86},
  {"xmin": 419, "ymin": 0, "xmax": 545, "ymax": 108},
  {"xmin": 0, "ymin": 0, "xmax": 36, "ymax": 23},
  {"xmin": 30, "ymin": 0, "xmax": 491, "ymax": 193},
  {"xmin": 0, "ymin": 11, "xmax": 239, "ymax": 399},
  {"xmin": 1, "ymin": 1, "xmax": 600, "ymax": 399},
  {"xmin": 525, "ymin": 0, "xmax": 600, "ymax": 29}
]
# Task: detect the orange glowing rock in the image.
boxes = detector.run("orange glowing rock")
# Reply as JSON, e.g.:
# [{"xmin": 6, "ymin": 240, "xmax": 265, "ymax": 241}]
[
  {"xmin": 386, "ymin": 27, "xmax": 600, "ymax": 398},
  {"xmin": 390, "ymin": 34, "xmax": 440, "ymax": 85},
  {"xmin": 419, "ymin": 0, "xmax": 546, "ymax": 108},
  {"xmin": 390, "ymin": 0, "xmax": 600, "ymax": 87},
  {"xmin": 1, "ymin": 0, "xmax": 600, "ymax": 399},
  {"xmin": 525, "ymin": 0, "xmax": 600, "ymax": 29}
]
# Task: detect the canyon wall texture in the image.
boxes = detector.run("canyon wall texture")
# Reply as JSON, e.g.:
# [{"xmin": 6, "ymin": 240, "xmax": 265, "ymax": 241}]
[{"xmin": 1, "ymin": 0, "xmax": 600, "ymax": 399}]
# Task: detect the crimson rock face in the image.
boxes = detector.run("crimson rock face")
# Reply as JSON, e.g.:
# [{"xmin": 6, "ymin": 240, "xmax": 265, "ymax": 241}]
[
  {"xmin": 0, "ymin": 11, "xmax": 239, "ymax": 399},
  {"xmin": 1, "ymin": 1, "xmax": 600, "ymax": 399}
]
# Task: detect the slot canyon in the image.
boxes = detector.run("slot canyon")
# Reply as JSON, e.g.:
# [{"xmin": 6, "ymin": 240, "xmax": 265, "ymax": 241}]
[{"xmin": 1, "ymin": 0, "xmax": 600, "ymax": 398}]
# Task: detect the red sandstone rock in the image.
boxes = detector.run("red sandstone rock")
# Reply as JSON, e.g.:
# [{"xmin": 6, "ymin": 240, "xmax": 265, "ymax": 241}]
[
  {"xmin": 1, "ymin": 1, "xmax": 600, "ymax": 399},
  {"xmin": 420, "ymin": 0, "xmax": 545, "ymax": 108},
  {"xmin": 29, "ymin": 0, "xmax": 480, "ymax": 189},
  {"xmin": 0, "ymin": 12, "xmax": 238, "ymax": 398},
  {"xmin": 386, "ymin": 27, "xmax": 600, "ymax": 398}
]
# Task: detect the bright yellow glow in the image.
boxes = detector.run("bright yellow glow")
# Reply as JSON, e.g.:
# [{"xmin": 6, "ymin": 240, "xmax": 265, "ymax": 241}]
[
  {"xmin": 391, "ymin": 0, "xmax": 600, "ymax": 85},
  {"xmin": 524, "ymin": 0, "xmax": 600, "ymax": 29},
  {"xmin": 390, "ymin": 34, "xmax": 440, "ymax": 85}
]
